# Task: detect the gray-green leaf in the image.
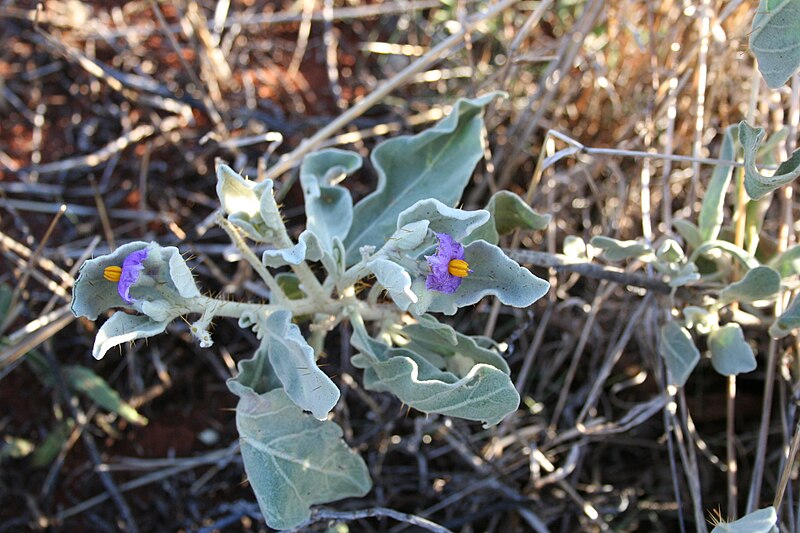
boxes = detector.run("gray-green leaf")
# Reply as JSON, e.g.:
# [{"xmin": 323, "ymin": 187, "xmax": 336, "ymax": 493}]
[
  {"xmin": 739, "ymin": 121, "xmax": 800, "ymax": 199},
  {"xmin": 708, "ymin": 324, "xmax": 757, "ymax": 376},
  {"xmin": 233, "ymin": 387, "xmax": 371, "ymax": 530},
  {"xmin": 365, "ymin": 258, "xmax": 417, "ymax": 310},
  {"xmin": 409, "ymin": 240, "xmax": 550, "ymax": 316},
  {"xmin": 750, "ymin": 0, "xmax": 800, "ymax": 89},
  {"xmin": 699, "ymin": 125, "xmax": 738, "ymax": 242},
  {"xmin": 770, "ymin": 294, "xmax": 800, "ymax": 337},
  {"xmin": 350, "ymin": 316, "xmax": 519, "ymax": 427},
  {"xmin": 344, "ymin": 93, "xmax": 499, "ymax": 265},
  {"xmin": 468, "ymin": 191, "xmax": 551, "ymax": 244},
  {"xmin": 589, "ymin": 236, "xmax": 654, "ymax": 262},
  {"xmin": 239, "ymin": 310, "xmax": 340, "ymax": 420},
  {"xmin": 92, "ymin": 312, "xmax": 169, "ymax": 360},
  {"xmin": 769, "ymin": 244, "xmax": 800, "ymax": 277},
  {"xmin": 659, "ymin": 321, "xmax": 700, "ymax": 387},
  {"xmin": 300, "ymin": 149, "xmax": 361, "ymax": 249},
  {"xmin": 711, "ymin": 506, "xmax": 777, "ymax": 533},
  {"xmin": 719, "ymin": 266, "xmax": 781, "ymax": 305}
]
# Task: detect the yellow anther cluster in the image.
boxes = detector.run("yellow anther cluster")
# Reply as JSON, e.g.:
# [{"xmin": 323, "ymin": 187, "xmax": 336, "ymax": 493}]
[
  {"xmin": 103, "ymin": 266, "xmax": 122, "ymax": 282},
  {"xmin": 447, "ymin": 259, "xmax": 470, "ymax": 278}
]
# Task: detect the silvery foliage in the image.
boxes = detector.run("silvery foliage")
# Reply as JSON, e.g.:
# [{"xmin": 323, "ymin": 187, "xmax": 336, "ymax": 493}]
[
  {"xmin": 71, "ymin": 94, "xmax": 551, "ymax": 529},
  {"xmin": 582, "ymin": 123, "xmax": 799, "ymax": 388}
]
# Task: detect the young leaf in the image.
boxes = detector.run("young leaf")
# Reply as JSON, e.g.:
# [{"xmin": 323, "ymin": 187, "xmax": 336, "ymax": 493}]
[
  {"xmin": 262, "ymin": 230, "xmax": 324, "ymax": 267},
  {"xmin": 275, "ymin": 273, "xmax": 305, "ymax": 300},
  {"xmin": 739, "ymin": 121, "xmax": 800, "ymax": 199},
  {"xmin": 589, "ymin": 236, "xmax": 654, "ymax": 262},
  {"xmin": 300, "ymin": 149, "xmax": 361, "ymax": 249},
  {"xmin": 718, "ymin": 266, "xmax": 781, "ymax": 305},
  {"xmin": 31, "ymin": 419, "xmax": 75, "ymax": 468},
  {"xmin": 750, "ymin": 0, "xmax": 800, "ymax": 89},
  {"xmin": 216, "ymin": 164, "xmax": 284, "ymax": 242},
  {"xmin": 409, "ymin": 240, "xmax": 550, "ymax": 316},
  {"xmin": 238, "ymin": 310, "xmax": 339, "ymax": 420},
  {"xmin": 399, "ymin": 315, "xmax": 511, "ymax": 374},
  {"xmin": 364, "ymin": 258, "xmax": 417, "ymax": 310},
  {"xmin": 396, "ymin": 199, "xmax": 490, "ymax": 246},
  {"xmin": 344, "ymin": 93, "xmax": 499, "ymax": 265},
  {"xmin": 698, "ymin": 125, "xmax": 738, "ymax": 242},
  {"xmin": 232, "ymin": 387, "xmax": 371, "ymax": 530},
  {"xmin": 349, "ymin": 317, "xmax": 519, "ymax": 427},
  {"xmin": 659, "ymin": 321, "xmax": 700, "ymax": 387},
  {"xmin": 468, "ymin": 191, "xmax": 551, "ymax": 244},
  {"xmin": 769, "ymin": 244, "xmax": 800, "ymax": 277},
  {"xmin": 92, "ymin": 312, "xmax": 169, "ymax": 360},
  {"xmin": 770, "ymin": 293, "xmax": 800, "ymax": 337},
  {"xmin": 673, "ymin": 219, "xmax": 703, "ymax": 250},
  {"xmin": 711, "ymin": 506, "xmax": 777, "ymax": 533},
  {"xmin": 63, "ymin": 365, "xmax": 148, "ymax": 425},
  {"xmin": 708, "ymin": 324, "xmax": 757, "ymax": 376}
]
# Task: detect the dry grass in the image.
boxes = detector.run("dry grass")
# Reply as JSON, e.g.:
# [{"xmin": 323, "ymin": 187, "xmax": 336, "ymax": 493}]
[{"xmin": 1, "ymin": 0, "xmax": 798, "ymax": 531}]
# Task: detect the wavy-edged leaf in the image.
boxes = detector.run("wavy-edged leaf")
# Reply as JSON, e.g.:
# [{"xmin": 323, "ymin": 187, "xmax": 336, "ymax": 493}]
[
  {"xmin": 242, "ymin": 310, "xmax": 339, "ymax": 419},
  {"xmin": 262, "ymin": 230, "xmax": 324, "ymax": 267},
  {"xmin": 739, "ymin": 121, "xmax": 800, "ymax": 199},
  {"xmin": 659, "ymin": 321, "xmax": 700, "ymax": 387},
  {"xmin": 589, "ymin": 236, "xmax": 654, "ymax": 262},
  {"xmin": 300, "ymin": 149, "xmax": 361, "ymax": 249},
  {"xmin": 92, "ymin": 312, "xmax": 169, "ymax": 360},
  {"xmin": 699, "ymin": 125, "xmax": 738, "ymax": 242},
  {"xmin": 216, "ymin": 164, "xmax": 283, "ymax": 242},
  {"xmin": 750, "ymin": 0, "xmax": 800, "ymax": 89},
  {"xmin": 719, "ymin": 265, "xmax": 781, "ymax": 305},
  {"xmin": 365, "ymin": 258, "xmax": 417, "ymax": 310},
  {"xmin": 409, "ymin": 240, "xmax": 550, "ymax": 316},
  {"xmin": 63, "ymin": 365, "xmax": 148, "ymax": 425},
  {"xmin": 399, "ymin": 315, "xmax": 511, "ymax": 375},
  {"xmin": 708, "ymin": 324, "xmax": 757, "ymax": 376},
  {"xmin": 688, "ymin": 240, "xmax": 759, "ymax": 270},
  {"xmin": 350, "ymin": 316, "xmax": 518, "ymax": 427},
  {"xmin": 344, "ymin": 93, "xmax": 499, "ymax": 264},
  {"xmin": 231, "ymin": 387, "xmax": 371, "ymax": 530},
  {"xmin": 468, "ymin": 191, "xmax": 550, "ymax": 244},
  {"xmin": 711, "ymin": 506, "xmax": 777, "ymax": 533},
  {"xmin": 396, "ymin": 199, "xmax": 490, "ymax": 247}
]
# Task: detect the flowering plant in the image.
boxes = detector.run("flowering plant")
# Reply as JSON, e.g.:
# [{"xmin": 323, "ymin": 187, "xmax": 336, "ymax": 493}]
[{"xmin": 71, "ymin": 95, "xmax": 550, "ymax": 529}]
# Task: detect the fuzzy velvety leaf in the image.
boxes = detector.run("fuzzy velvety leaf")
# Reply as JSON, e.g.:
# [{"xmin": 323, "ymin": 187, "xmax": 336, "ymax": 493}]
[
  {"xmin": 350, "ymin": 316, "xmax": 519, "ymax": 427},
  {"xmin": 719, "ymin": 266, "xmax": 781, "ymax": 305},
  {"xmin": 468, "ymin": 191, "xmax": 550, "ymax": 244},
  {"xmin": 699, "ymin": 125, "xmax": 738, "ymax": 242},
  {"xmin": 589, "ymin": 236, "xmax": 654, "ymax": 262},
  {"xmin": 750, "ymin": 0, "xmax": 800, "ymax": 88},
  {"xmin": 365, "ymin": 258, "xmax": 417, "ymax": 310},
  {"xmin": 232, "ymin": 387, "xmax": 371, "ymax": 530},
  {"xmin": 300, "ymin": 149, "xmax": 361, "ymax": 249},
  {"xmin": 711, "ymin": 506, "xmax": 777, "ymax": 533},
  {"xmin": 770, "ymin": 294, "xmax": 800, "ymax": 338},
  {"xmin": 409, "ymin": 240, "xmax": 549, "ymax": 316},
  {"xmin": 708, "ymin": 324, "xmax": 757, "ymax": 376},
  {"xmin": 344, "ymin": 93, "xmax": 499, "ymax": 264},
  {"xmin": 91, "ymin": 312, "xmax": 169, "ymax": 360},
  {"xmin": 769, "ymin": 244, "xmax": 800, "ymax": 277},
  {"xmin": 239, "ymin": 310, "xmax": 339, "ymax": 420},
  {"xmin": 659, "ymin": 321, "xmax": 700, "ymax": 387},
  {"xmin": 739, "ymin": 121, "xmax": 800, "ymax": 199}
]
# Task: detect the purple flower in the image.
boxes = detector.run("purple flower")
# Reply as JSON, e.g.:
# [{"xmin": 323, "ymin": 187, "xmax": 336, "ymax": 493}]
[
  {"xmin": 425, "ymin": 233, "xmax": 472, "ymax": 294},
  {"xmin": 103, "ymin": 248, "xmax": 148, "ymax": 304}
]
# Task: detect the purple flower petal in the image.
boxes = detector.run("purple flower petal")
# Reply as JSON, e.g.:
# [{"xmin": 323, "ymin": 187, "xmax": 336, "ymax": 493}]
[
  {"xmin": 425, "ymin": 233, "xmax": 466, "ymax": 294},
  {"xmin": 118, "ymin": 248, "xmax": 148, "ymax": 304}
]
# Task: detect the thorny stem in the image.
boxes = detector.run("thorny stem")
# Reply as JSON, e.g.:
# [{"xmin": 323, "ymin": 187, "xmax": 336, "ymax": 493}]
[{"xmin": 216, "ymin": 214, "xmax": 287, "ymax": 304}]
